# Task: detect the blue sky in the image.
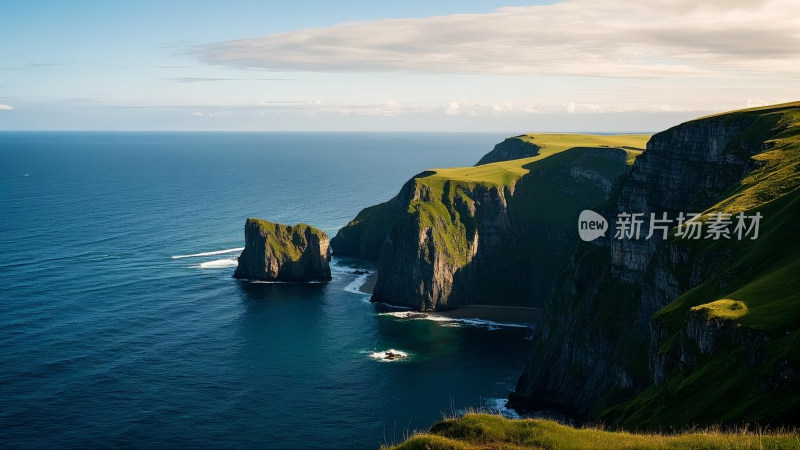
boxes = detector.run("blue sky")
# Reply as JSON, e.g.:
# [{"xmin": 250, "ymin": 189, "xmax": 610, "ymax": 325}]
[{"xmin": 1, "ymin": 0, "xmax": 798, "ymax": 132}]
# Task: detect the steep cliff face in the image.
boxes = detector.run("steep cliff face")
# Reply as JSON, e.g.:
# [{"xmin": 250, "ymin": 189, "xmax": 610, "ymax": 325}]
[
  {"xmin": 233, "ymin": 218, "xmax": 331, "ymax": 282},
  {"xmin": 475, "ymin": 136, "xmax": 540, "ymax": 165},
  {"xmin": 335, "ymin": 135, "xmax": 646, "ymax": 310},
  {"xmin": 511, "ymin": 102, "xmax": 800, "ymax": 426},
  {"xmin": 331, "ymin": 174, "xmax": 427, "ymax": 259},
  {"xmin": 371, "ymin": 180, "xmax": 516, "ymax": 310}
]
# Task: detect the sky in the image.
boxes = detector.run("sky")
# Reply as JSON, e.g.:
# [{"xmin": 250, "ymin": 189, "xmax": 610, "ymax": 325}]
[{"xmin": 1, "ymin": 0, "xmax": 798, "ymax": 132}]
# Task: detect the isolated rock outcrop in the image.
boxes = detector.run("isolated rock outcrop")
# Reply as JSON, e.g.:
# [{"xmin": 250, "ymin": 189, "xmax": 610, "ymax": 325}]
[{"xmin": 233, "ymin": 218, "xmax": 331, "ymax": 282}]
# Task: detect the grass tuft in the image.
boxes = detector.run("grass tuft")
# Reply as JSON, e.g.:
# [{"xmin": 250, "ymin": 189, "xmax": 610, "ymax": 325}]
[{"xmin": 691, "ymin": 299, "xmax": 749, "ymax": 321}]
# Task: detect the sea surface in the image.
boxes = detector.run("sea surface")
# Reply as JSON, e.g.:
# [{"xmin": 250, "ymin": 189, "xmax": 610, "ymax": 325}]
[{"xmin": 0, "ymin": 132, "xmax": 533, "ymax": 449}]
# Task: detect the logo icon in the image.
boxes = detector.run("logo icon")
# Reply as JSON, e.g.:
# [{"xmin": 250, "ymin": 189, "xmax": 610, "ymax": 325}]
[{"xmin": 578, "ymin": 210, "xmax": 608, "ymax": 242}]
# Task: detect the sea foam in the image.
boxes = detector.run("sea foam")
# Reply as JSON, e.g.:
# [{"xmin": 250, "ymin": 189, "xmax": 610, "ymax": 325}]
[
  {"xmin": 172, "ymin": 248, "xmax": 244, "ymax": 259},
  {"xmin": 343, "ymin": 272, "xmax": 370, "ymax": 296},
  {"xmin": 379, "ymin": 311, "xmax": 527, "ymax": 329},
  {"xmin": 195, "ymin": 258, "xmax": 239, "ymax": 269},
  {"xmin": 368, "ymin": 349, "xmax": 409, "ymax": 362}
]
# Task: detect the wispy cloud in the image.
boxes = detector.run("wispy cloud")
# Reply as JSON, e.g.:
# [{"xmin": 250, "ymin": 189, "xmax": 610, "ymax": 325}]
[
  {"xmin": 0, "ymin": 104, "xmax": 14, "ymax": 111},
  {"xmin": 197, "ymin": 0, "xmax": 800, "ymax": 78},
  {"xmin": 163, "ymin": 77, "xmax": 295, "ymax": 83}
]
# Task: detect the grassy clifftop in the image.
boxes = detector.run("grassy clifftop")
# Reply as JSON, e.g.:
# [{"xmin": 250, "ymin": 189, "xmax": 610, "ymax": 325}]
[
  {"xmin": 333, "ymin": 133, "xmax": 649, "ymax": 310},
  {"xmin": 427, "ymin": 133, "xmax": 648, "ymax": 188},
  {"xmin": 331, "ymin": 133, "xmax": 649, "ymax": 261},
  {"xmin": 390, "ymin": 414, "xmax": 800, "ymax": 449}
]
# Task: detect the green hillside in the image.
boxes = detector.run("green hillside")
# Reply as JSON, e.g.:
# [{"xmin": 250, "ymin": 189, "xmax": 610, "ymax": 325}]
[
  {"xmin": 607, "ymin": 105, "xmax": 800, "ymax": 427},
  {"xmin": 427, "ymin": 133, "xmax": 648, "ymax": 188},
  {"xmin": 389, "ymin": 414, "xmax": 800, "ymax": 450},
  {"xmin": 332, "ymin": 133, "xmax": 649, "ymax": 261}
]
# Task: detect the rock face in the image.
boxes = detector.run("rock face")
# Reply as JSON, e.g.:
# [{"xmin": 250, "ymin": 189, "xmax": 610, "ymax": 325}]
[
  {"xmin": 331, "ymin": 174, "xmax": 426, "ymax": 259},
  {"xmin": 371, "ymin": 181, "xmax": 516, "ymax": 310},
  {"xmin": 331, "ymin": 102, "xmax": 800, "ymax": 427},
  {"xmin": 510, "ymin": 102, "xmax": 800, "ymax": 427},
  {"xmin": 233, "ymin": 218, "xmax": 331, "ymax": 282},
  {"xmin": 333, "ymin": 146, "xmax": 634, "ymax": 311},
  {"xmin": 475, "ymin": 136, "xmax": 540, "ymax": 165}
]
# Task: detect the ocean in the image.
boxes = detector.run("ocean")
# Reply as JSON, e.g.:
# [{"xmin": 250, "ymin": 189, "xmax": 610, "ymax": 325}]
[{"xmin": 0, "ymin": 132, "xmax": 533, "ymax": 449}]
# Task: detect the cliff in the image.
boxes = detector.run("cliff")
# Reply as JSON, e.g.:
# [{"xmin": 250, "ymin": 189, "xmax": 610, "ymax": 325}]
[
  {"xmin": 332, "ymin": 134, "xmax": 650, "ymax": 310},
  {"xmin": 510, "ymin": 101, "xmax": 800, "ymax": 427},
  {"xmin": 233, "ymin": 218, "xmax": 331, "ymax": 282},
  {"xmin": 334, "ymin": 101, "xmax": 800, "ymax": 428}
]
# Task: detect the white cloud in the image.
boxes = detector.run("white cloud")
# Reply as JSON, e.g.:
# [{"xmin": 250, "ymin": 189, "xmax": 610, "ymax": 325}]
[
  {"xmin": 0, "ymin": 104, "xmax": 14, "ymax": 111},
  {"xmin": 191, "ymin": 112, "xmax": 204, "ymax": 116},
  {"xmin": 444, "ymin": 101, "xmax": 461, "ymax": 116},
  {"xmin": 198, "ymin": 0, "xmax": 800, "ymax": 78}
]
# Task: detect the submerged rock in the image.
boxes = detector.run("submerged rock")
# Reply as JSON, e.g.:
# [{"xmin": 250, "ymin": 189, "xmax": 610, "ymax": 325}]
[
  {"xmin": 369, "ymin": 349, "xmax": 409, "ymax": 361},
  {"xmin": 233, "ymin": 218, "xmax": 331, "ymax": 282}
]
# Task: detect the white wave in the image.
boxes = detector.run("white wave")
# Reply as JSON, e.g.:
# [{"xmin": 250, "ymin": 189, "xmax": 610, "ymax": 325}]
[
  {"xmin": 243, "ymin": 279, "xmax": 325, "ymax": 284},
  {"xmin": 368, "ymin": 349, "xmax": 409, "ymax": 362},
  {"xmin": 172, "ymin": 247, "xmax": 244, "ymax": 259},
  {"xmin": 379, "ymin": 311, "xmax": 527, "ymax": 329},
  {"xmin": 344, "ymin": 272, "xmax": 370, "ymax": 295},
  {"xmin": 194, "ymin": 258, "xmax": 239, "ymax": 269}
]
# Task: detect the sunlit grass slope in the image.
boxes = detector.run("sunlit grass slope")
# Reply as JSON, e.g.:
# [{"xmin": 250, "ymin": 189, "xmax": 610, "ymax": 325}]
[
  {"xmin": 389, "ymin": 414, "xmax": 800, "ymax": 450},
  {"xmin": 402, "ymin": 134, "xmax": 649, "ymax": 271},
  {"xmin": 332, "ymin": 134, "xmax": 649, "ymax": 260},
  {"xmin": 425, "ymin": 133, "xmax": 649, "ymax": 188}
]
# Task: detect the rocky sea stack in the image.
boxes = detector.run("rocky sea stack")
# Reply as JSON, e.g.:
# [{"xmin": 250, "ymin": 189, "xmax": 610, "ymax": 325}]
[{"xmin": 233, "ymin": 218, "xmax": 331, "ymax": 282}]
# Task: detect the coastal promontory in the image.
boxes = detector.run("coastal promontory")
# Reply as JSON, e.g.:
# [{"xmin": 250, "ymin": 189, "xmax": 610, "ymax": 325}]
[{"xmin": 233, "ymin": 218, "xmax": 331, "ymax": 282}]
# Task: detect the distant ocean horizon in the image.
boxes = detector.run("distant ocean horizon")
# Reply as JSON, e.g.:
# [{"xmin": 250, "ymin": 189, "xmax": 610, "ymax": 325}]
[{"xmin": 0, "ymin": 132, "xmax": 533, "ymax": 449}]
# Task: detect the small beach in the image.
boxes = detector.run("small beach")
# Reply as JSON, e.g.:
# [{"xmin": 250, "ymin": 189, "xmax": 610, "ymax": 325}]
[{"xmin": 361, "ymin": 274, "xmax": 540, "ymax": 327}]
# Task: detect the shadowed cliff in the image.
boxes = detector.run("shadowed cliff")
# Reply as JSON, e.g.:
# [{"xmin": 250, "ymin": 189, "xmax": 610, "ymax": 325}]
[{"xmin": 510, "ymin": 101, "xmax": 800, "ymax": 427}]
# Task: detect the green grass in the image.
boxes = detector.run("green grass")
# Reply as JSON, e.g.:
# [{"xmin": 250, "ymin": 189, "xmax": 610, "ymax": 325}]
[
  {"xmin": 396, "ymin": 135, "xmax": 649, "ymax": 288},
  {"xmin": 389, "ymin": 414, "xmax": 800, "ymax": 449},
  {"xmin": 332, "ymin": 134, "xmax": 650, "ymax": 262},
  {"xmin": 691, "ymin": 299, "xmax": 749, "ymax": 321},
  {"xmin": 647, "ymin": 102, "xmax": 800, "ymax": 332},
  {"xmin": 697, "ymin": 106, "xmax": 800, "ymax": 215},
  {"xmin": 691, "ymin": 101, "xmax": 800, "ymax": 122},
  {"xmin": 609, "ymin": 103, "xmax": 800, "ymax": 427},
  {"xmin": 249, "ymin": 218, "xmax": 321, "ymax": 260},
  {"xmin": 426, "ymin": 134, "xmax": 650, "ymax": 189}
]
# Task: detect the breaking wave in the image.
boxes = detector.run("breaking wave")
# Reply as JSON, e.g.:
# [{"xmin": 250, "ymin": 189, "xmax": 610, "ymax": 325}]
[
  {"xmin": 368, "ymin": 349, "xmax": 409, "ymax": 362},
  {"xmin": 171, "ymin": 248, "xmax": 244, "ymax": 259},
  {"xmin": 379, "ymin": 311, "xmax": 527, "ymax": 329},
  {"xmin": 194, "ymin": 258, "xmax": 239, "ymax": 269}
]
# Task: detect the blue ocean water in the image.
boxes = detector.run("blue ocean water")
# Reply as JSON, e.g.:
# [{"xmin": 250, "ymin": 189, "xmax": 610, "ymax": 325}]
[{"xmin": 0, "ymin": 132, "xmax": 532, "ymax": 449}]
